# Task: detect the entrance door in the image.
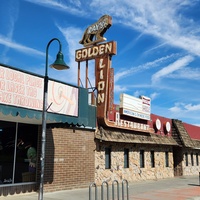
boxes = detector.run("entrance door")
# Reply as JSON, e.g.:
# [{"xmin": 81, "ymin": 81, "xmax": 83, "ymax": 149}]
[{"xmin": 173, "ymin": 147, "xmax": 183, "ymax": 176}]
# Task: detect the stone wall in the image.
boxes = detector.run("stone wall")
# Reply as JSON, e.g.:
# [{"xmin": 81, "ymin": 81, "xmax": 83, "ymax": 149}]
[
  {"xmin": 182, "ymin": 149, "xmax": 200, "ymax": 176},
  {"xmin": 95, "ymin": 141, "xmax": 174, "ymax": 185}
]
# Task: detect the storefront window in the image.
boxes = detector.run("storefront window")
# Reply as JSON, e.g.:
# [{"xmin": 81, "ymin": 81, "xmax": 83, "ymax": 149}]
[{"xmin": 0, "ymin": 121, "xmax": 38, "ymax": 184}]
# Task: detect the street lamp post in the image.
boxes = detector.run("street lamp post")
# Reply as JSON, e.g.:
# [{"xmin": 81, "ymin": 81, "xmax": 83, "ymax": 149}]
[{"xmin": 38, "ymin": 38, "xmax": 70, "ymax": 200}]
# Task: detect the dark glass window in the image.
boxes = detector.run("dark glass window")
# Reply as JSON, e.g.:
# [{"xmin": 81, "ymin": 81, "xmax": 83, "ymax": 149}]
[
  {"xmin": 105, "ymin": 148, "xmax": 111, "ymax": 169},
  {"xmin": 165, "ymin": 152, "xmax": 169, "ymax": 167},
  {"xmin": 140, "ymin": 150, "xmax": 145, "ymax": 168},
  {"xmin": 151, "ymin": 151, "xmax": 155, "ymax": 168},
  {"xmin": 185, "ymin": 153, "xmax": 188, "ymax": 166},
  {"xmin": 191, "ymin": 153, "xmax": 194, "ymax": 166},
  {"xmin": 0, "ymin": 121, "xmax": 38, "ymax": 184},
  {"xmin": 124, "ymin": 149, "xmax": 129, "ymax": 168},
  {"xmin": 196, "ymin": 153, "xmax": 199, "ymax": 166}
]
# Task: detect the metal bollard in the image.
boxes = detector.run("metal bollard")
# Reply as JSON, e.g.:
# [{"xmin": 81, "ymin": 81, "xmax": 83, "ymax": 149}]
[
  {"xmin": 112, "ymin": 180, "xmax": 119, "ymax": 200},
  {"xmin": 89, "ymin": 182, "xmax": 98, "ymax": 200},
  {"xmin": 101, "ymin": 181, "xmax": 109, "ymax": 200},
  {"xmin": 122, "ymin": 179, "xmax": 129, "ymax": 200}
]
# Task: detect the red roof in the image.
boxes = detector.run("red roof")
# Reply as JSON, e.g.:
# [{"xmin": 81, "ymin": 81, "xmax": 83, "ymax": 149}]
[
  {"xmin": 183, "ymin": 123, "xmax": 200, "ymax": 140},
  {"xmin": 150, "ymin": 114, "xmax": 172, "ymax": 136}
]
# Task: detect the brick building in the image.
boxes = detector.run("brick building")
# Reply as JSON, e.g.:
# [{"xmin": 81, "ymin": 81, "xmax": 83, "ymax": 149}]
[{"xmin": 0, "ymin": 63, "xmax": 96, "ymax": 195}]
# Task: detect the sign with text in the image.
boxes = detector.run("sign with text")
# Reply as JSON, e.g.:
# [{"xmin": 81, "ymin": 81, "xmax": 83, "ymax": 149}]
[
  {"xmin": 79, "ymin": 15, "xmax": 112, "ymax": 47},
  {"xmin": 119, "ymin": 93, "xmax": 151, "ymax": 120},
  {"xmin": 0, "ymin": 65, "xmax": 78, "ymax": 116},
  {"xmin": 75, "ymin": 41, "xmax": 116, "ymax": 62}
]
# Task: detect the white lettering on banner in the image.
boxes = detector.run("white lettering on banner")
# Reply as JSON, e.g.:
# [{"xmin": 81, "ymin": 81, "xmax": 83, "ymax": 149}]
[
  {"xmin": 114, "ymin": 112, "xmax": 149, "ymax": 131},
  {"xmin": 97, "ymin": 58, "xmax": 105, "ymax": 104},
  {"xmin": 87, "ymin": 18, "xmax": 108, "ymax": 34}
]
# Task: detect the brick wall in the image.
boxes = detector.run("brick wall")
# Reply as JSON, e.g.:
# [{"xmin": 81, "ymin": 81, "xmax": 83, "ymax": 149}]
[{"xmin": 37, "ymin": 127, "xmax": 95, "ymax": 192}]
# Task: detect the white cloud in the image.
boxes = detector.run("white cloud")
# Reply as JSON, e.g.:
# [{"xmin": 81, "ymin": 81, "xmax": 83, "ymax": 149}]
[
  {"xmin": 114, "ymin": 85, "xmax": 128, "ymax": 93},
  {"xmin": 167, "ymin": 67, "xmax": 200, "ymax": 80},
  {"xmin": 151, "ymin": 55, "xmax": 194, "ymax": 84},
  {"xmin": 1, "ymin": 0, "xmax": 19, "ymax": 62},
  {"xmin": 185, "ymin": 104, "xmax": 200, "ymax": 111},
  {"xmin": 24, "ymin": 0, "xmax": 200, "ymax": 58},
  {"xmin": 169, "ymin": 102, "xmax": 200, "ymax": 113},
  {"xmin": 54, "ymin": 25, "xmax": 82, "ymax": 84},
  {"xmin": 24, "ymin": 0, "xmax": 86, "ymax": 16},
  {"xmin": 0, "ymin": 35, "xmax": 45, "ymax": 57},
  {"xmin": 150, "ymin": 92, "xmax": 159, "ymax": 100},
  {"xmin": 56, "ymin": 25, "xmax": 96, "ymax": 86},
  {"xmin": 169, "ymin": 103, "xmax": 183, "ymax": 113},
  {"xmin": 89, "ymin": 0, "xmax": 200, "ymax": 56},
  {"xmin": 114, "ymin": 54, "xmax": 176, "ymax": 83},
  {"xmin": 133, "ymin": 90, "xmax": 144, "ymax": 98}
]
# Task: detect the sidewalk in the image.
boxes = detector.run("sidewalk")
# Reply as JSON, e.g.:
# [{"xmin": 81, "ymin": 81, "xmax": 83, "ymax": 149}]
[{"xmin": 1, "ymin": 175, "xmax": 200, "ymax": 200}]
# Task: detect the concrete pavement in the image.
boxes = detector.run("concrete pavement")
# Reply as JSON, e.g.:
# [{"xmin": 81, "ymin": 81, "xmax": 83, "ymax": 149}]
[{"xmin": 1, "ymin": 175, "xmax": 200, "ymax": 200}]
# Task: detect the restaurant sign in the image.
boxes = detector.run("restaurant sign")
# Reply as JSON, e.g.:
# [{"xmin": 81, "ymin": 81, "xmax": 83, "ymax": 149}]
[
  {"xmin": 76, "ymin": 15, "xmax": 152, "ymax": 133},
  {"xmin": 120, "ymin": 93, "xmax": 151, "ymax": 120}
]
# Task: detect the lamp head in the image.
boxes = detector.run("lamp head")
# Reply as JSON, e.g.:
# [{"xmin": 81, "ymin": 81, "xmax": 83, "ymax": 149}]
[{"xmin": 50, "ymin": 51, "xmax": 70, "ymax": 70}]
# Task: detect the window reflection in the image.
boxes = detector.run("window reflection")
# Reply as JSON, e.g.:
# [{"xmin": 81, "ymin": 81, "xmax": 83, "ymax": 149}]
[{"xmin": 0, "ymin": 121, "xmax": 38, "ymax": 184}]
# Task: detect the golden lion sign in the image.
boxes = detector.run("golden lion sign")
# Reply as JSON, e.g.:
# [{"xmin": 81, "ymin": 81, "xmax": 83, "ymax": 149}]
[
  {"xmin": 79, "ymin": 15, "xmax": 112, "ymax": 47},
  {"xmin": 76, "ymin": 15, "xmax": 152, "ymax": 133}
]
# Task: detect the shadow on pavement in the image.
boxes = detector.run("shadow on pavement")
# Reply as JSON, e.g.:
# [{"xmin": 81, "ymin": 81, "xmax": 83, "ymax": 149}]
[{"xmin": 188, "ymin": 184, "xmax": 200, "ymax": 186}]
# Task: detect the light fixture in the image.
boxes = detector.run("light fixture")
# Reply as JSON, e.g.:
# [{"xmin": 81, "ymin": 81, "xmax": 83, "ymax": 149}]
[
  {"xmin": 39, "ymin": 38, "xmax": 69, "ymax": 200},
  {"xmin": 50, "ymin": 51, "xmax": 70, "ymax": 70}
]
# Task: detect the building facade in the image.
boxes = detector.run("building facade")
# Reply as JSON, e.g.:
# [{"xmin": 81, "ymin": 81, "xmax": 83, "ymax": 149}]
[
  {"xmin": 94, "ymin": 115, "xmax": 200, "ymax": 185},
  {"xmin": 1, "ymin": 15, "xmax": 200, "ymax": 197},
  {"xmin": 0, "ymin": 63, "xmax": 96, "ymax": 195}
]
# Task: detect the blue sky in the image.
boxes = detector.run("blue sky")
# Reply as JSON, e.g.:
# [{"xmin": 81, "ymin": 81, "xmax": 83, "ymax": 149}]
[{"xmin": 1, "ymin": 0, "xmax": 200, "ymax": 126}]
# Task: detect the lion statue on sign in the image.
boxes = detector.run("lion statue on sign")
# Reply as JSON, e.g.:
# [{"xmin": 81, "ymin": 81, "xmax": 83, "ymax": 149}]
[{"xmin": 79, "ymin": 15, "xmax": 112, "ymax": 47}]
